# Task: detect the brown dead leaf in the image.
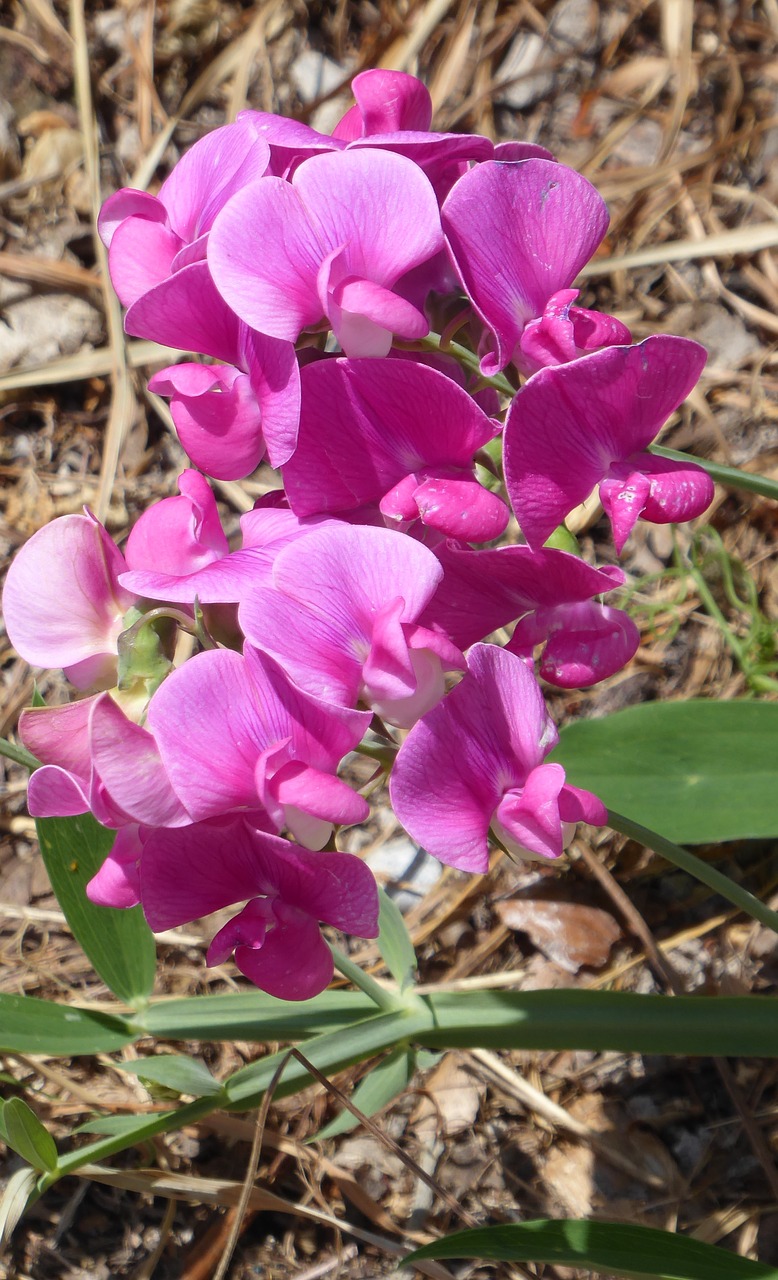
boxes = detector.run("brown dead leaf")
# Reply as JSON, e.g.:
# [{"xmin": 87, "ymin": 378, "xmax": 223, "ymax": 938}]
[
  {"xmin": 495, "ymin": 899, "xmax": 621, "ymax": 973},
  {"xmin": 411, "ymin": 1053, "xmax": 484, "ymax": 1138}
]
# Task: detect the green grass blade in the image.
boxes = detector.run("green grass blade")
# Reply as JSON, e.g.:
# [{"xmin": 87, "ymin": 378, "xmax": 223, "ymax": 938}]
[
  {"xmin": 0, "ymin": 993, "xmax": 136, "ymax": 1055},
  {"xmin": 405, "ymin": 1219, "xmax": 778, "ymax": 1279},
  {"xmin": 35, "ymin": 814, "xmax": 156, "ymax": 1007},
  {"xmin": 141, "ymin": 988, "xmax": 378, "ymax": 1040},
  {"xmin": 418, "ymin": 991, "xmax": 778, "ymax": 1057},
  {"xmin": 117, "ymin": 1055, "xmax": 224, "ymax": 1099},
  {"xmin": 312, "ymin": 1045, "xmax": 415, "ymax": 1141},
  {"xmin": 375, "ymin": 888, "xmax": 418, "ymax": 991}
]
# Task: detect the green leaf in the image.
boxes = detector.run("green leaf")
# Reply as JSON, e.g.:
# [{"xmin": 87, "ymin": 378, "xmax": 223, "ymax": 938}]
[
  {"xmin": 375, "ymin": 889, "xmax": 417, "ymax": 991},
  {"xmin": 313, "ymin": 1046, "xmax": 415, "ymax": 1141},
  {"xmin": 420, "ymin": 990, "xmax": 778, "ymax": 1058},
  {"xmin": 75, "ymin": 1113, "xmax": 171, "ymax": 1136},
  {"xmin": 0, "ymin": 993, "xmax": 136, "ymax": 1055},
  {"xmin": 2, "ymin": 1099, "xmax": 58, "ymax": 1173},
  {"xmin": 117, "ymin": 1055, "xmax": 224, "ymax": 1098},
  {"xmin": 553, "ymin": 699, "xmax": 778, "ymax": 843},
  {"xmin": 404, "ymin": 1220, "xmax": 778, "ymax": 1279},
  {"xmin": 35, "ymin": 813, "xmax": 156, "ymax": 1006},
  {"xmin": 141, "ymin": 988, "xmax": 377, "ymax": 1041}
]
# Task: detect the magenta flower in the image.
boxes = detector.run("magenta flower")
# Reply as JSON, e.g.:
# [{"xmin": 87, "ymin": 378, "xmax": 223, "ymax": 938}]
[
  {"xmin": 147, "ymin": 645, "xmax": 370, "ymax": 849},
  {"xmin": 503, "ymin": 335, "xmax": 711, "ymax": 552},
  {"xmin": 239, "ymin": 524, "xmax": 464, "ymax": 728},
  {"xmin": 442, "ymin": 159, "xmax": 630, "ymax": 375},
  {"xmin": 282, "ymin": 357, "xmax": 508, "ymax": 542},
  {"xmin": 120, "ymin": 500, "xmax": 336, "ymax": 605},
  {"xmin": 3, "ymin": 511, "xmax": 136, "ymax": 690},
  {"xmin": 124, "ymin": 470, "xmax": 228, "ymax": 578},
  {"xmin": 208, "ymin": 149, "xmax": 444, "ymax": 357},
  {"xmin": 98, "ymin": 118, "xmax": 270, "ymax": 309},
  {"xmin": 139, "ymin": 816, "xmax": 379, "ymax": 999},
  {"xmin": 390, "ymin": 644, "xmax": 606, "ymax": 872},
  {"xmin": 19, "ymin": 693, "xmax": 186, "ymax": 829},
  {"xmin": 333, "ymin": 69, "xmax": 434, "ymax": 138},
  {"xmin": 420, "ymin": 542, "xmax": 638, "ymax": 687}
]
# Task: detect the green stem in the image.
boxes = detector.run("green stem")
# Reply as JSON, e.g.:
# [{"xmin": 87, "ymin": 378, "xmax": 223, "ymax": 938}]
[
  {"xmin": 34, "ymin": 1093, "xmax": 222, "ymax": 1200},
  {"xmin": 650, "ymin": 445, "xmax": 778, "ymax": 503},
  {"xmin": 0, "ymin": 738, "xmax": 40, "ymax": 771},
  {"xmin": 329, "ymin": 945, "xmax": 407, "ymax": 1014},
  {"xmin": 684, "ymin": 554, "xmax": 750, "ymax": 673},
  {"xmin": 417, "ymin": 332, "xmax": 517, "ymax": 396},
  {"xmin": 607, "ymin": 809, "xmax": 778, "ymax": 936}
]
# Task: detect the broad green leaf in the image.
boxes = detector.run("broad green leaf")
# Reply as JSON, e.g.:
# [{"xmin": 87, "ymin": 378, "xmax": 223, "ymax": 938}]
[
  {"xmin": 118, "ymin": 1055, "xmax": 224, "ymax": 1098},
  {"xmin": 35, "ymin": 813, "xmax": 156, "ymax": 1006},
  {"xmin": 0, "ymin": 993, "xmax": 136, "ymax": 1055},
  {"xmin": 553, "ymin": 700, "xmax": 778, "ymax": 844},
  {"xmin": 404, "ymin": 1220, "xmax": 778, "ymax": 1279},
  {"xmin": 141, "ymin": 989, "xmax": 377, "ymax": 1041},
  {"xmin": 313, "ymin": 1045, "xmax": 415, "ymax": 1141},
  {"xmin": 2, "ymin": 1098, "xmax": 58, "ymax": 1172},
  {"xmin": 375, "ymin": 888, "xmax": 417, "ymax": 991}
]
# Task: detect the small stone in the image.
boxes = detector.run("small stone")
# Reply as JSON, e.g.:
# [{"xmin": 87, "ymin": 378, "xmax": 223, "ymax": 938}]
[{"xmin": 495, "ymin": 31, "xmax": 554, "ymax": 110}]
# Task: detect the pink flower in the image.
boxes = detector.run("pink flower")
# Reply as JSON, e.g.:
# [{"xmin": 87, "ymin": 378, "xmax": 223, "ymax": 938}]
[
  {"xmin": 19, "ymin": 693, "xmax": 186, "ymax": 829},
  {"xmin": 147, "ymin": 645, "xmax": 370, "ymax": 849},
  {"xmin": 390, "ymin": 644, "xmax": 605, "ymax": 872},
  {"xmin": 282, "ymin": 357, "xmax": 508, "ymax": 542},
  {"xmin": 119, "ymin": 499, "xmax": 337, "ymax": 605},
  {"xmin": 420, "ymin": 541, "xmax": 638, "ymax": 687},
  {"xmin": 239, "ymin": 524, "xmax": 464, "ymax": 728},
  {"xmin": 139, "ymin": 815, "xmax": 379, "ymax": 999},
  {"xmin": 208, "ymin": 149, "xmax": 444, "ymax": 357},
  {"xmin": 98, "ymin": 118, "xmax": 270, "ymax": 309},
  {"xmin": 3, "ymin": 511, "xmax": 136, "ymax": 689},
  {"xmin": 124, "ymin": 470, "xmax": 229, "ymax": 578},
  {"xmin": 442, "ymin": 159, "xmax": 630, "ymax": 375},
  {"xmin": 503, "ymin": 335, "xmax": 711, "ymax": 552}
]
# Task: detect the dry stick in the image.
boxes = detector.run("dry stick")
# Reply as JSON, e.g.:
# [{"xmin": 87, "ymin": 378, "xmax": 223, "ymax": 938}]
[
  {"xmin": 129, "ymin": 1197, "xmax": 177, "ymax": 1280},
  {"xmin": 290, "ymin": 1048, "xmax": 535, "ymax": 1280},
  {"xmin": 290, "ymin": 1047, "xmax": 479, "ymax": 1231},
  {"xmin": 212, "ymin": 1050, "xmax": 292, "ymax": 1280},
  {"xmin": 69, "ymin": 0, "xmax": 136, "ymax": 526},
  {"xmin": 576, "ymin": 842, "xmax": 778, "ymax": 1204}
]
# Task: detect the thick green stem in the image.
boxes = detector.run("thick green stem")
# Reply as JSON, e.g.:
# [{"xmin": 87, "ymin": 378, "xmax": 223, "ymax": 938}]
[{"xmin": 607, "ymin": 809, "xmax": 778, "ymax": 936}]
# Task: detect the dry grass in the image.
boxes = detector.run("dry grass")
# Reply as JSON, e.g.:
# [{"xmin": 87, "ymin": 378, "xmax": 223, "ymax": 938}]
[{"xmin": 1, "ymin": 1, "xmax": 777, "ymax": 1276}]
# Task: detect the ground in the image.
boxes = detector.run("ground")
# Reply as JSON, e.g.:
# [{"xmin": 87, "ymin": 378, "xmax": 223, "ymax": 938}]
[{"xmin": 1, "ymin": 1, "xmax": 777, "ymax": 1277}]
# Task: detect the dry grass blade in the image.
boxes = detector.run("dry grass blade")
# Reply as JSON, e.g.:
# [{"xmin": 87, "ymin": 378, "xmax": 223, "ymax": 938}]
[
  {"xmin": 212, "ymin": 1052, "xmax": 292, "ymax": 1280},
  {"xmin": 75, "ymin": 1165, "xmax": 456, "ymax": 1279},
  {"xmin": 470, "ymin": 1048, "xmax": 668, "ymax": 1190},
  {"xmin": 69, "ymin": 0, "xmax": 136, "ymax": 524},
  {"xmin": 581, "ymin": 222, "xmax": 778, "ymax": 277},
  {"xmin": 0, "ymin": 340, "xmax": 183, "ymax": 393},
  {"xmin": 0, "ymin": 252, "xmax": 100, "ymax": 292}
]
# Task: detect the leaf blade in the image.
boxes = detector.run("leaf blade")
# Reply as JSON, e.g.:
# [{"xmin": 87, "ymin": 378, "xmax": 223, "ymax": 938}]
[
  {"xmin": 404, "ymin": 1220, "xmax": 778, "ymax": 1279},
  {"xmin": 552, "ymin": 700, "xmax": 778, "ymax": 844},
  {"xmin": 2, "ymin": 1099, "xmax": 58, "ymax": 1173},
  {"xmin": 35, "ymin": 814, "xmax": 156, "ymax": 1006}
]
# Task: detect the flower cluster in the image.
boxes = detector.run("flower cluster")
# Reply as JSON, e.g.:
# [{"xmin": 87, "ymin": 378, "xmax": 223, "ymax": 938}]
[{"xmin": 2, "ymin": 70, "xmax": 712, "ymax": 999}]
